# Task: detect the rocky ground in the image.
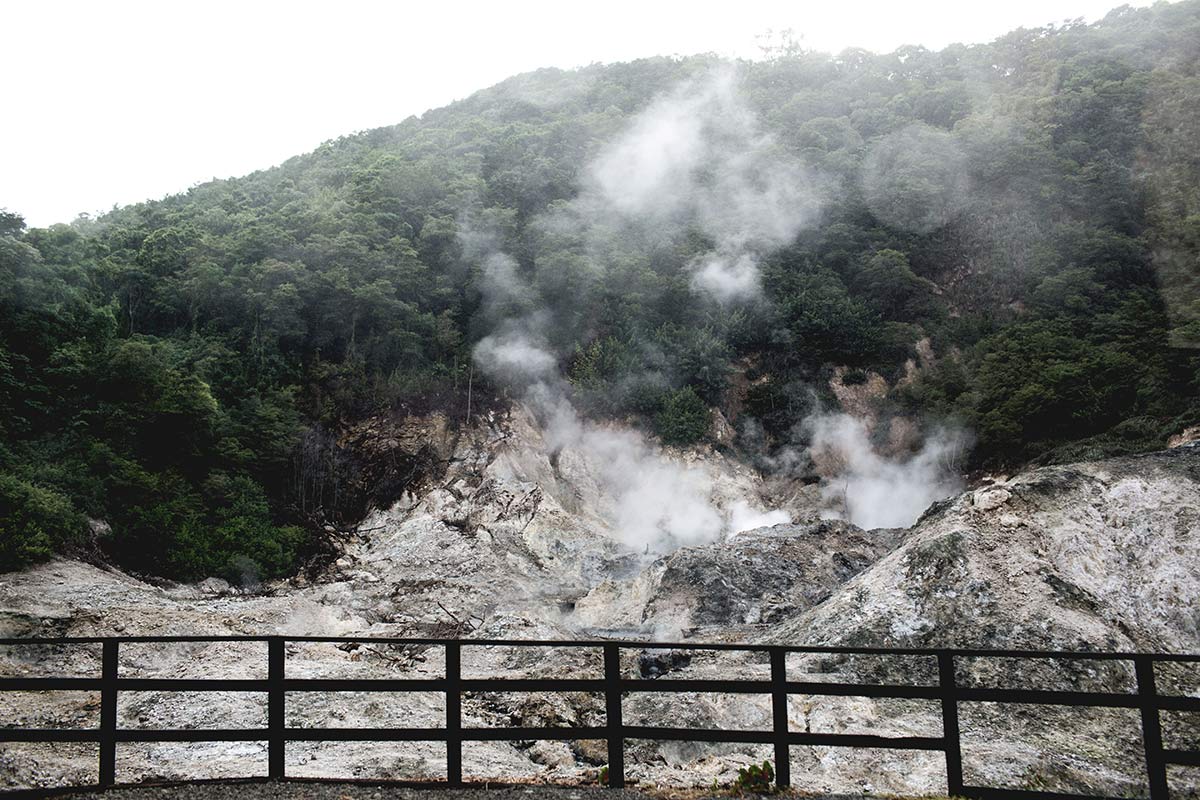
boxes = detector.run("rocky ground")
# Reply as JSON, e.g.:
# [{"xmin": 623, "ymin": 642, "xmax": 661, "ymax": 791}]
[
  {"xmin": 58, "ymin": 781, "xmax": 883, "ymax": 800},
  {"xmin": 1, "ymin": 408, "xmax": 1198, "ymax": 797}
]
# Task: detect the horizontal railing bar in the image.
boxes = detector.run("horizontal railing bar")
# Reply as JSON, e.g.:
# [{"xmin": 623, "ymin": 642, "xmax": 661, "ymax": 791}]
[
  {"xmin": 959, "ymin": 786, "xmax": 1127, "ymax": 800},
  {"xmin": 1164, "ymin": 749, "xmax": 1200, "ymax": 766},
  {"xmin": 1153, "ymin": 695, "xmax": 1200, "ymax": 712},
  {"xmin": 16, "ymin": 675, "xmax": 1182, "ymax": 710},
  {"xmin": 1, "ymin": 636, "xmax": 1197, "ymax": 661},
  {"xmin": 619, "ymin": 725, "xmax": 945, "ymax": 749},
  {"xmin": 789, "ymin": 731, "xmax": 946, "ymax": 750},
  {"xmin": 954, "ymin": 687, "xmax": 1141, "ymax": 708},
  {"xmin": 279, "ymin": 727, "xmax": 612, "ymax": 742},
  {"xmin": 0, "ymin": 637, "xmax": 269, "ymax": 645}
]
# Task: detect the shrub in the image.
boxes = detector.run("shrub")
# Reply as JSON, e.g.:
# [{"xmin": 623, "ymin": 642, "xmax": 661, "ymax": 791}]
[
  {"xmin": 654, "ymin": 386, "xmax": 710, "ymax": 446},
  {"xmin": 732, "ymin": 760, "xmax": 776, "ymax": 794},
  {"xmin": 841, "ymin": 368, "xmax": 869, "ymax": 385},
  {"xmin": 0, "ymin": 474, "xmax": 86, "ymax": 572}
]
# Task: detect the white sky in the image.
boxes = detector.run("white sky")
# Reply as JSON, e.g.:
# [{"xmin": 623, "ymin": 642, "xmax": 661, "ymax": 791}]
[{"xmin": 2, "ymin": 0, "xmax": 1156, "ymax": 227}]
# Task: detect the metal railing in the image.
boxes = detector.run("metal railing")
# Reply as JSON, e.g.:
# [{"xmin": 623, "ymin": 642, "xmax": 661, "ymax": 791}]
[{"xmin": 1, "ymin": 636, "xmax": 1198, "ymax": 799}]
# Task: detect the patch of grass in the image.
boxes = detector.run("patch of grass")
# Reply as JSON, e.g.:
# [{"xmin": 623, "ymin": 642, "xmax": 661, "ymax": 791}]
[{"xmin": 731, "ymin": 760, "xmax": 775, "ymax": 794}]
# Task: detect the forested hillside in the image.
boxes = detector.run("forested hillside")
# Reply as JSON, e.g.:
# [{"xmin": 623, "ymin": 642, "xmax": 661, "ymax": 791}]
[{"xmin": 2, "ymin": 1, "xmax": 1198, "ymax": 580}]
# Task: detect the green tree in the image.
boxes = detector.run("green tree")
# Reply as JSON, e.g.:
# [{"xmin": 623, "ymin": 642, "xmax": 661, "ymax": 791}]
[
  {"xmin": 0, "ymin": 474, "xmax": 86, "ymax": 570},
  {"xmin": 654, "ymin": 386, "xmax": 711, "ymax": 446}
]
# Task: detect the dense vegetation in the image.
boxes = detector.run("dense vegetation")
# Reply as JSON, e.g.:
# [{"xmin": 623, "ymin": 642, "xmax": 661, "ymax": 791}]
[{"xmin": 2, "ymin": 2, "xmax": 1198, "ymax": 579}]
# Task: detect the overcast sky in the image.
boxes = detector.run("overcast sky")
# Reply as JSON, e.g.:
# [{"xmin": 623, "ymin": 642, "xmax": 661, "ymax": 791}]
[{"xmin": 2, "ymin": 0, "xmax": 1157, "ymax": 227}]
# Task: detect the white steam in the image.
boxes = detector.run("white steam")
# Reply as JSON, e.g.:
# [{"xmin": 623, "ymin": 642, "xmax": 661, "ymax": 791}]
[
  {"xmin": 727, "ymin": 500, "xmax": 792, "ymax": 534},
  {"xmin": 537, "ymin": 389, "xmax": 725, "ymax": 550},
  {"xmin": 475, "ymin": 329, "xmax": 783, "ymax": 553},
  {"xmin": 468, "ymin": 68, "xmax": 972, "ymax": 549},
  {"xmin": 462, "ymin": 66, "xmax": 823, "ymax": 554},
  {"xmin": 473, "ymin": 329, "xmax": 557, "ymax": 383},
  {"xmin": 805, "ymin": 412, "xmax": 968, "ymax": 530},
  {"xmin": 468, "ymin": 230, "xmax": 785, "ymax": 553},
  {"xmin": 583, "ymin": 67, "xmax": 823, "ymax": 304},
  {"xmin": 688, "ymin": 251, "xmax": 764, "ymax": 305},
  {"xmin": 860, "ymin": 123, "xmax": 970, "ymax": 234}
]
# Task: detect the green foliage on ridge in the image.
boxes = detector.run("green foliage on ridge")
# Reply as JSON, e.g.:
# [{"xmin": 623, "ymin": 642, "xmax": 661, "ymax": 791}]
[{"xmin": 2, "ymin": 2, "xmax": 1200, "ymax": 577}]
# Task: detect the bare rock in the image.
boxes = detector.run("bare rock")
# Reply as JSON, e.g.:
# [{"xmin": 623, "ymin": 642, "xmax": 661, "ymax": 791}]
[
  {"xmin": 527, "ymin": 740, "xmax": 576, "ymax": 769},
  {"xmin": 710, "ymin": 409, "xmax": 736, "ymax": 448},
  {"xmin": 1168, "ymin": 425, "xmax": 1200, "ymax": 448},
  {"xmin": 971, "ymin": 486, "xmax": 1012, "ymax": 511},
  {"xmin": 196, "ymin": 577, "xmax": 234, "ymax": 596},
  {"xmin": 634, "ymin": 520, "xmax": 906, "ymax": 630}
]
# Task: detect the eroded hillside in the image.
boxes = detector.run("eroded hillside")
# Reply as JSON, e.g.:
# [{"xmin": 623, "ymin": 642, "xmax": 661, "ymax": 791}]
[{"xmin": 2, "ymin": 409, "xmax": 1198, "ymax": 795}]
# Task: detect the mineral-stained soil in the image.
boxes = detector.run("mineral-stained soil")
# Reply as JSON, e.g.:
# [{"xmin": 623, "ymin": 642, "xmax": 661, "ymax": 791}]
[
  {"xmin": 2, "ymin": 407, "xmax": 1198, "ymax": 798},
  {"xmin": 58, "ymin": 780, "xmax": 873, "ymax": 800}
]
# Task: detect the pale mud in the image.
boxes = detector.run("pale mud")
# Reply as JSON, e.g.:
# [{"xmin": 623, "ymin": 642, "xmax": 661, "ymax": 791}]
[{"xmin": 2, "ymin": 408, "xmax": 1199, "ymax": 797}]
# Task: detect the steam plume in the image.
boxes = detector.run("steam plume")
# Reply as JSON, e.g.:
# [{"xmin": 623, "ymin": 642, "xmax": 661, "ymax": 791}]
[
  {"xmin": 475, "ymin": 322, "xmax": 784, "ymax": 553},
  {"xmin": 805, "ymin": 412, "xmax": 968, "ymax": 529},
  {"xmin": 574, "ymin": 66, "xmax": 824, "ymax": 305},
  {"xmin": 464, "ymin": 66, "xmax": 828, "ymax": 553}
]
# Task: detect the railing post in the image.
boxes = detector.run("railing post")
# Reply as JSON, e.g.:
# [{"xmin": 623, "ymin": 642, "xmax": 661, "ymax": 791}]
[
  {"xmin": 1135, "ymin": 655, "xmax": 1169, "ymax": 800},
  {"xmin": 98, "ymin": 639, "xmax": 118, "ymax": 786},
  {"xmin": 268, "ymin": 637, "xmax": 285, "ymax": 780},
  {"xmin": 938, "ymin": 650, "xmax": 964, "ymax": 797},
  {"xmin": 769, "ymin": 647, "xmax": 791, "ymax": 789},
  {"xmin": 445, "ymin": 641, "xmax": 462, "ymax": 786},
  {"xmin": 604, "ymin": 643, "xmax": 625, "ymax": 788}
]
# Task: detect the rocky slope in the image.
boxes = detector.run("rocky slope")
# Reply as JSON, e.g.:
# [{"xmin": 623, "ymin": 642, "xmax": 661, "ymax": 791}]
[
  {"xmin": 1, "ymin": 409, "xmax": 1198, "ymax": 797},
  {"xmin": 772, "ymin": 446, "xmax": 1200, "ymax": 654}
]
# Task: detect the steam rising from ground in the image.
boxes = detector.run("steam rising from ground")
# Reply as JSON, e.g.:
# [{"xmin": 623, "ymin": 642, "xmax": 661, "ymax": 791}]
[
  {"xmin": 466, "ymin": 66, "xmax": 818, "ymax": 554},
  {"xmin": 478, "ymin": 341, "xmax": 784, "ymax": 553},
  {"xmin": 469, "ymin": 67, "xmax": 968, "ymax": 553},
  {"xmin": 582, "ymin": 67, "xmax": 823, "ymax": 305},
  {"xmin": 689, "ymin": 251, "xmax": 764, "ymax": 305},
  {"xmin": 805, "ymin": 412, "xmax": 968, "ymax": 530},
  {"xmin": 532, "ymin": 387, "xmax": 724, "ymax": 550}
]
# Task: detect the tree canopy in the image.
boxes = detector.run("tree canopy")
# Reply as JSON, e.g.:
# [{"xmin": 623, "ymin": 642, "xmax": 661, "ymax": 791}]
[{"xmin": 2, "ymin": 1, "xmax": 1198, "ymax": 578}]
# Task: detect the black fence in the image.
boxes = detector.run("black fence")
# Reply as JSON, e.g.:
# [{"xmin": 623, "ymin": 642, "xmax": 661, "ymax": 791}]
[{"xmin": 1, "ymin": 636, "xmax": 1198, "ymax": 799}]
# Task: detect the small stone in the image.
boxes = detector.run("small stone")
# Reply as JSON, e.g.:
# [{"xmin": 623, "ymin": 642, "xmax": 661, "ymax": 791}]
[
  {"xmin": 972, "ymin": 487, "xmax": 1012, "ymax": 511},
  {"xmin": 528, "ymin": 740, "xmax": 575, "ymax": 769},
  {"xmin": 196, "ymin": 577, "xmax": 232, "ymax": 595}
]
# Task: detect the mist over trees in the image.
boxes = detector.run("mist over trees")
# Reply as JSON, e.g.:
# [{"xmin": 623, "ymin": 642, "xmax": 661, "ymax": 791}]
[{"xmin": 2, "ymin": 1, "xmax": 1198, "ymax": 579}]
